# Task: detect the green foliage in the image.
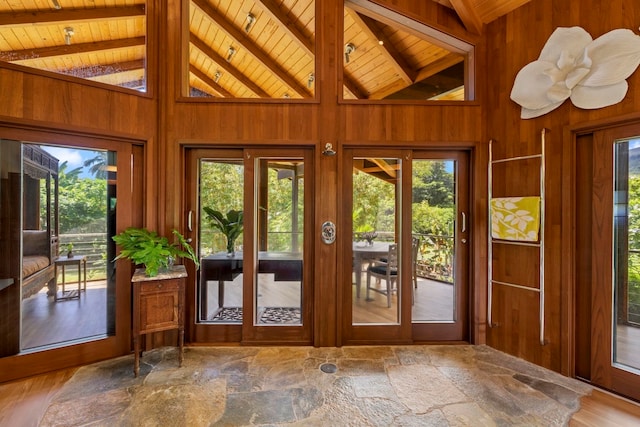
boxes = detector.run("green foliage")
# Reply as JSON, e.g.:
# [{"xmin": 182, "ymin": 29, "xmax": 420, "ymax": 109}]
[
  {"xmin": 83, "ymin": 152, "xmax": 108, "ymax": 179},
  {"xmin": 199, "ymin": 161, "xmax": 244, "ymax": 254},
  {"xmin": 112, "ymin": 227, "xmax": 199, "ymax": 277},
  {"xmin": 352, "ymin": 171, "xmax": 395, "ymax": 234},
  {"xmin": 203, "ymin": 208, "xmax": 244, "ymax": 253},
  {"xmin": 412, "ymin": 203, "xmax": 454, "ymax": 236},
  {"xmin": 412, "ymin": 161, "xmax": 453, "ymax": 207},
  {"xmin": 57, "ymin": 160, "xmax": 107, "ymax": 234}
]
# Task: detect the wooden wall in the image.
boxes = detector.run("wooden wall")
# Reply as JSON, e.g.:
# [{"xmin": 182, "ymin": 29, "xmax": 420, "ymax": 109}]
[
  {"xmin": 484, "ymin": 0, "xmax": 640, "ymax": 373},
  {"xmin": 0, "ymin": 0, "xmax": 486, "ymax": 376},
  {"xmin": 160, "ymin": 0, "xmax": 484, "ymax": 347}
]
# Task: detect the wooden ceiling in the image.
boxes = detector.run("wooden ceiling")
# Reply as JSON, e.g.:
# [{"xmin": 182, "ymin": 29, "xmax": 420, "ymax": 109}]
[{"xmin": 0, "ymin": 0, "xmax": 533, "ymax": 97}]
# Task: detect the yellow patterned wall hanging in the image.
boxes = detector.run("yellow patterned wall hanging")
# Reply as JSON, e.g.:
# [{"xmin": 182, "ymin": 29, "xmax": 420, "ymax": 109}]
[{"xmin": 490, "ymin": 196, "xmax": 541, "ymax": 242}]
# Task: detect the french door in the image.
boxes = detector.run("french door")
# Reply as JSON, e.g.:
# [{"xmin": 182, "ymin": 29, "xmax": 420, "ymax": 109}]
[
  {"xmin": 0, "ymin": 133, "xmax": 141, "ymax": 383},
  {"xmin": 576, "ymin": 123, "xmax": 640, "ymax": 401},
  {"xmin": 341, "ymin": 149, "xmax": 470, "ymax": 344},
  {"xmin": 185, "ymin": 148, "xmax": 313, "ymax": 344}
]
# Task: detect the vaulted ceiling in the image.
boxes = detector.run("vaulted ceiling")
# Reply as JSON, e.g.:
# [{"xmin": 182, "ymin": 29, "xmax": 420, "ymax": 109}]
[{"xmin": 0, "ymin": 0, "xmax": 533, "ymax": 97}]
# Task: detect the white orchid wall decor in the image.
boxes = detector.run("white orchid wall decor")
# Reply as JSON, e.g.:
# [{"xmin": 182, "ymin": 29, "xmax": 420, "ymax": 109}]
[{"xmin": 510, "ymin": 26, "xmax": 640, "ymax": 119}]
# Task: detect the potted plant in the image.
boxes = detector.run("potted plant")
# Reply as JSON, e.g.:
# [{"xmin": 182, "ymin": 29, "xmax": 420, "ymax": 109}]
[
  {"xmin": 112, "ymin": 227, "xmax": 200, "ymax": 277},
  {"xmin": 66, "ymin": 242, "xmax": 74, "ymax": 258},
  {"xmin": 203, "ymin": 208, "xmax": 243, "ymax": 255}
]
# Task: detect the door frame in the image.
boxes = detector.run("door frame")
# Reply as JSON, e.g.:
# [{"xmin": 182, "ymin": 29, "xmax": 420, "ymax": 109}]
[
  {"xmin": 0, "ymin": 126, "xmax": 142, "ymax": 383},
  {"xmin": 573, "ymin": 120, "xmax": 640, "ymax": 401},
  {"xmin": 339, "ymin": 147, "xmax": 471, "ymax": 345},
  {"xmin": 184, "ymin": 146, "xmax": 314, "ymax": 345}
]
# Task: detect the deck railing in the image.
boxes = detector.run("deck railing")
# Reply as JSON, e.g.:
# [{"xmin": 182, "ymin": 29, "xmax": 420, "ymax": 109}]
[
  {"xmin": 58, "ymin": 233, "xmax": 107, "ymax": 280},
  {"xmin": 61, "ymin": 230, "xmax": 456, "ymax": 284}
]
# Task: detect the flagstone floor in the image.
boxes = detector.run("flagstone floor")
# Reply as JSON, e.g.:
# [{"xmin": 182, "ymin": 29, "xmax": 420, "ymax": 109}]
[{"xmin": 39, "ymin": 345, "xmax": 592, "ymax": 426}]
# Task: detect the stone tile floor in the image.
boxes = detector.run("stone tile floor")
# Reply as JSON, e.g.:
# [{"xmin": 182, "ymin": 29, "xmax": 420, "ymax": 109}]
[{"xmin": 40, "ymin": 345, "xmax": 592, "ymax": 426}]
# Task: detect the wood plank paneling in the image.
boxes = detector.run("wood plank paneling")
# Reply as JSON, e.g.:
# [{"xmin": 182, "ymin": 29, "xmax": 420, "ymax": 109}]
[
  {"xmin": 485, "ymin": 0, "xmax": 640, "ymax": 374},
  {"xmin": 343, "ymin": 104, "xmax": 480, "ymax": 143},
  {"xmin": 491, "ymin": 243, "xmax": 540, "ymax": 289},
  {"xmin": 0, "ymin": 65, "xmax": 155, "ymax": 138}
]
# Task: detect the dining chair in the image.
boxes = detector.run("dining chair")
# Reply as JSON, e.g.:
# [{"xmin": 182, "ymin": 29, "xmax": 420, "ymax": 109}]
[
  {"xmin": 412, "ymin": 236, "xmax": 420, "ymax": 289},
  {"xmin": 366, "ymin": 243, "xmax": 398, "ymax": 307},
  {"xmin": 411, "ymin": 236, "xmax": 420, "ymax": 305}
]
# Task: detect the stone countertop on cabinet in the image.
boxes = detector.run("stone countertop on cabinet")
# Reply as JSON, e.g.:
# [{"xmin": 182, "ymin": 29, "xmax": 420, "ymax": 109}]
[{"xmin": 131, "ymin": 265, "xmax": 187, "ymax": 282}]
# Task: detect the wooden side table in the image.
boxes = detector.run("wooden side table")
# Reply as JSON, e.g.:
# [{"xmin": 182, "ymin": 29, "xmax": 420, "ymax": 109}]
[
  {"xmin": 53, "ymin": 255, "xmax": 87, "ymax": 301},
  {"xmin": 131, "ymin": 265, "xmax": 186, "ymax": 377}
]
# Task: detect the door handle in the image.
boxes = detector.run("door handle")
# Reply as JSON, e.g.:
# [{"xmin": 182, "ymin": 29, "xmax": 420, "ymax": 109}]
[
  {"xmin": 461, "ymin": 211, "xmax": 466, "ymax": 233},
  {"xmin": 187, "ymin": 210, "xmax": 193, "ymax": 232}
]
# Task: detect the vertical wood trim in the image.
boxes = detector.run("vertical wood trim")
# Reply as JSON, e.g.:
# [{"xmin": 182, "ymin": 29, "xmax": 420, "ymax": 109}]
[
  {"xmin": 573, "ymin": 132, "xmax": 593, "ymax": 380},
  {"xmin": 314, "ymin": 0, "xmax": 341, "ymax": 347},
  {"xmin": 472, "ymin": 141, "xmax": 488, "ymax": 344}
]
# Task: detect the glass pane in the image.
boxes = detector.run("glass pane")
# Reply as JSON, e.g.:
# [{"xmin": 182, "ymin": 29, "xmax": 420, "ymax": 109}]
[
  {"xmin": 343, "ymin": 4, "xmax": 467, "ymax": 100},
  {"xmin": 613, "ymin": 138, "xmax": 640, "ymax": 372},
  {"xmin": 0, "ymin": 139, "xmax": 22, "ymax": 357},
  {"xmin": 198, "ymin": 160, "xmax": 244, "ymax": 323},
  {"xmin": 254, "ymin": 159, "xmax": 303, "ymax": 325},
  {"xmin": 21, "ymin": 144, "xmax": 115, "ymax": 351},
  {"xmin": 187, "ymin": 0, "xmax": 315, "ymax": 99},
  {"xmin": 0, "ymin": 2, "xmax": 147, "ymax": 92},
  {"xmin": 411, "ymin": 160, "xmax": 456, "ymax": 323},
  {"xmin": 352, "ymin": 157, "xmax": 400, "ymax": 324}
]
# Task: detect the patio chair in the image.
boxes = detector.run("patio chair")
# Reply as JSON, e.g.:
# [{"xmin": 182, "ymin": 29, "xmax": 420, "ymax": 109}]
[{"xmin": 366, "ymin": 244, "xmax": 398, "ymax": 307}]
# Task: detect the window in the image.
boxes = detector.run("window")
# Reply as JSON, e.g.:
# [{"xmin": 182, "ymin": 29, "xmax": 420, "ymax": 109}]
[
  {"xmin": 187, "ymin": 0, "xmax": 316, "ymax": 98},
  {"xmin": 343, "ymin": 0, "xmax": 472, "ymax": 101},
  {"xmin": 0, "ymin": 1, "xmax": 147, "ymax": 92}
]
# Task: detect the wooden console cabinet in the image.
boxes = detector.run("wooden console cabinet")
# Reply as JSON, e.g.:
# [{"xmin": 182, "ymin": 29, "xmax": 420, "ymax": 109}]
[{"xmin": 131, "ymin": 265, "xmax": 186, "ymax": 377}]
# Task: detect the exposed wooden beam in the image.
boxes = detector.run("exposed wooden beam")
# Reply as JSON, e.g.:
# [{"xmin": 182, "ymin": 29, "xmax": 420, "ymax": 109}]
[
  {"xmin": 190, "ymin": 66, "xmax": 233, "ymax": 98},
  {"xmin": 448, "ymin": 0, "xmax": 483, "ymax": 35},
  {"xmin": 415, "ymin": 52, "xmax": 464, "ymax": 82},
  {"xmin": 371, "ymin": 159, "xmax": 397, "ymax": 178},
  {"xmin": 191, "ymin": 0, "xmax": 312, "ymax": 98},
  {"xmin": 368, "ymin": 79, "xmax": 408, "ymax": 100},
  {"xmin": 58, "ymin": 59, "xmax": 144, "ymax": 77},
  {"xmin": 352, "ymin": 159, "xmax": 398, "ymax": 184},
  {"xmin": 253, "ymin": 0, "xmax": 314, "ymax": 57},
  {"xmin": 347, "ymin": 9, "xmax": 416, "ymax": 85},
  {"xmin": 0, "ymin": 36, "xmax": 145, "ymax": 61},
  {"xmin": 346, "ymin": 0, "xmax": 475, "ymax": 54},
  {"xmin": 88, "ymin": 77, "xmax": 145, "ymax": 90},
  {"xmin": 0, "ymin": 5, "xmax": 145, "ymax": 27},
  {"xmin": 190, "ymin": 34, "xmax": 270, "ymax": 98},
  {"xmin": 252, "ymin": 0, "xmax": 361, "ymax": 99},
  {"xmin": 342, "ymin": 73, "xmax": 367, "ymax": 99}
]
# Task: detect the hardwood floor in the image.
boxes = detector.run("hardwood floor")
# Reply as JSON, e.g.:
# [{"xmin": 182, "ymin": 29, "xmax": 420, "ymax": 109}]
[
  {"xmin": 21, "ymin": 280, "xmax": 108, "ymax": 350},
  {"xmin": 570, "ymin": 389, "xmax": 640, "ymax": 426},
  {"xmin": 0, "ymin": 367, "xmax": 77, "ymax": 427}
]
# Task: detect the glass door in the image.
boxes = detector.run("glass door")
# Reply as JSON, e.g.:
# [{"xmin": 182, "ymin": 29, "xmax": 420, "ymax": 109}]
[
  {"xmin": 411, "ymin": 151, "xmax": 469, "ymax": 341},
  {"xmin": 341, "ymin": 149, "xmax": 469, "ymax": 344},
  {"xmin": 0, "ymin": 135, "xmax": 140, "ymax": 382},
  {"xmin": 186, "ymin": 148, "xmax": 313, "ymax": 344},
  {"xmin": 576, "ymin": 123, "xmax": 640, "ymax": 401}
]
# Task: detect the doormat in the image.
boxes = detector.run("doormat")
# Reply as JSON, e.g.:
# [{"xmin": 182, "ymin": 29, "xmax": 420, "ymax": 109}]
[
  {"xmin": 208, "ymin": 307, "xmax": 301, "ymax": 324},
  {"xmin": 209, "ymin": 307, "xmax": 243, "ymax": 322},
  {"xmin": 259, "ymin": 307, "xmax": 301, "ymax": 324}
]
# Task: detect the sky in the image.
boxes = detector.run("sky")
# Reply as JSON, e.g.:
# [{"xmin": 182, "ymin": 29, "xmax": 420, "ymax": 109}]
[{"xmin": 41, "ymin": 145, "xmax": 101, "ymax": 178}]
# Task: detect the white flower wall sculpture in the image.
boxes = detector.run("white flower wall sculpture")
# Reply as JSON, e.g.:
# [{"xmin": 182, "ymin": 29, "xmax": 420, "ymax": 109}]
[{"xmin": 510, "ymin": 26, "xmax": 640, "ymax": 119}]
